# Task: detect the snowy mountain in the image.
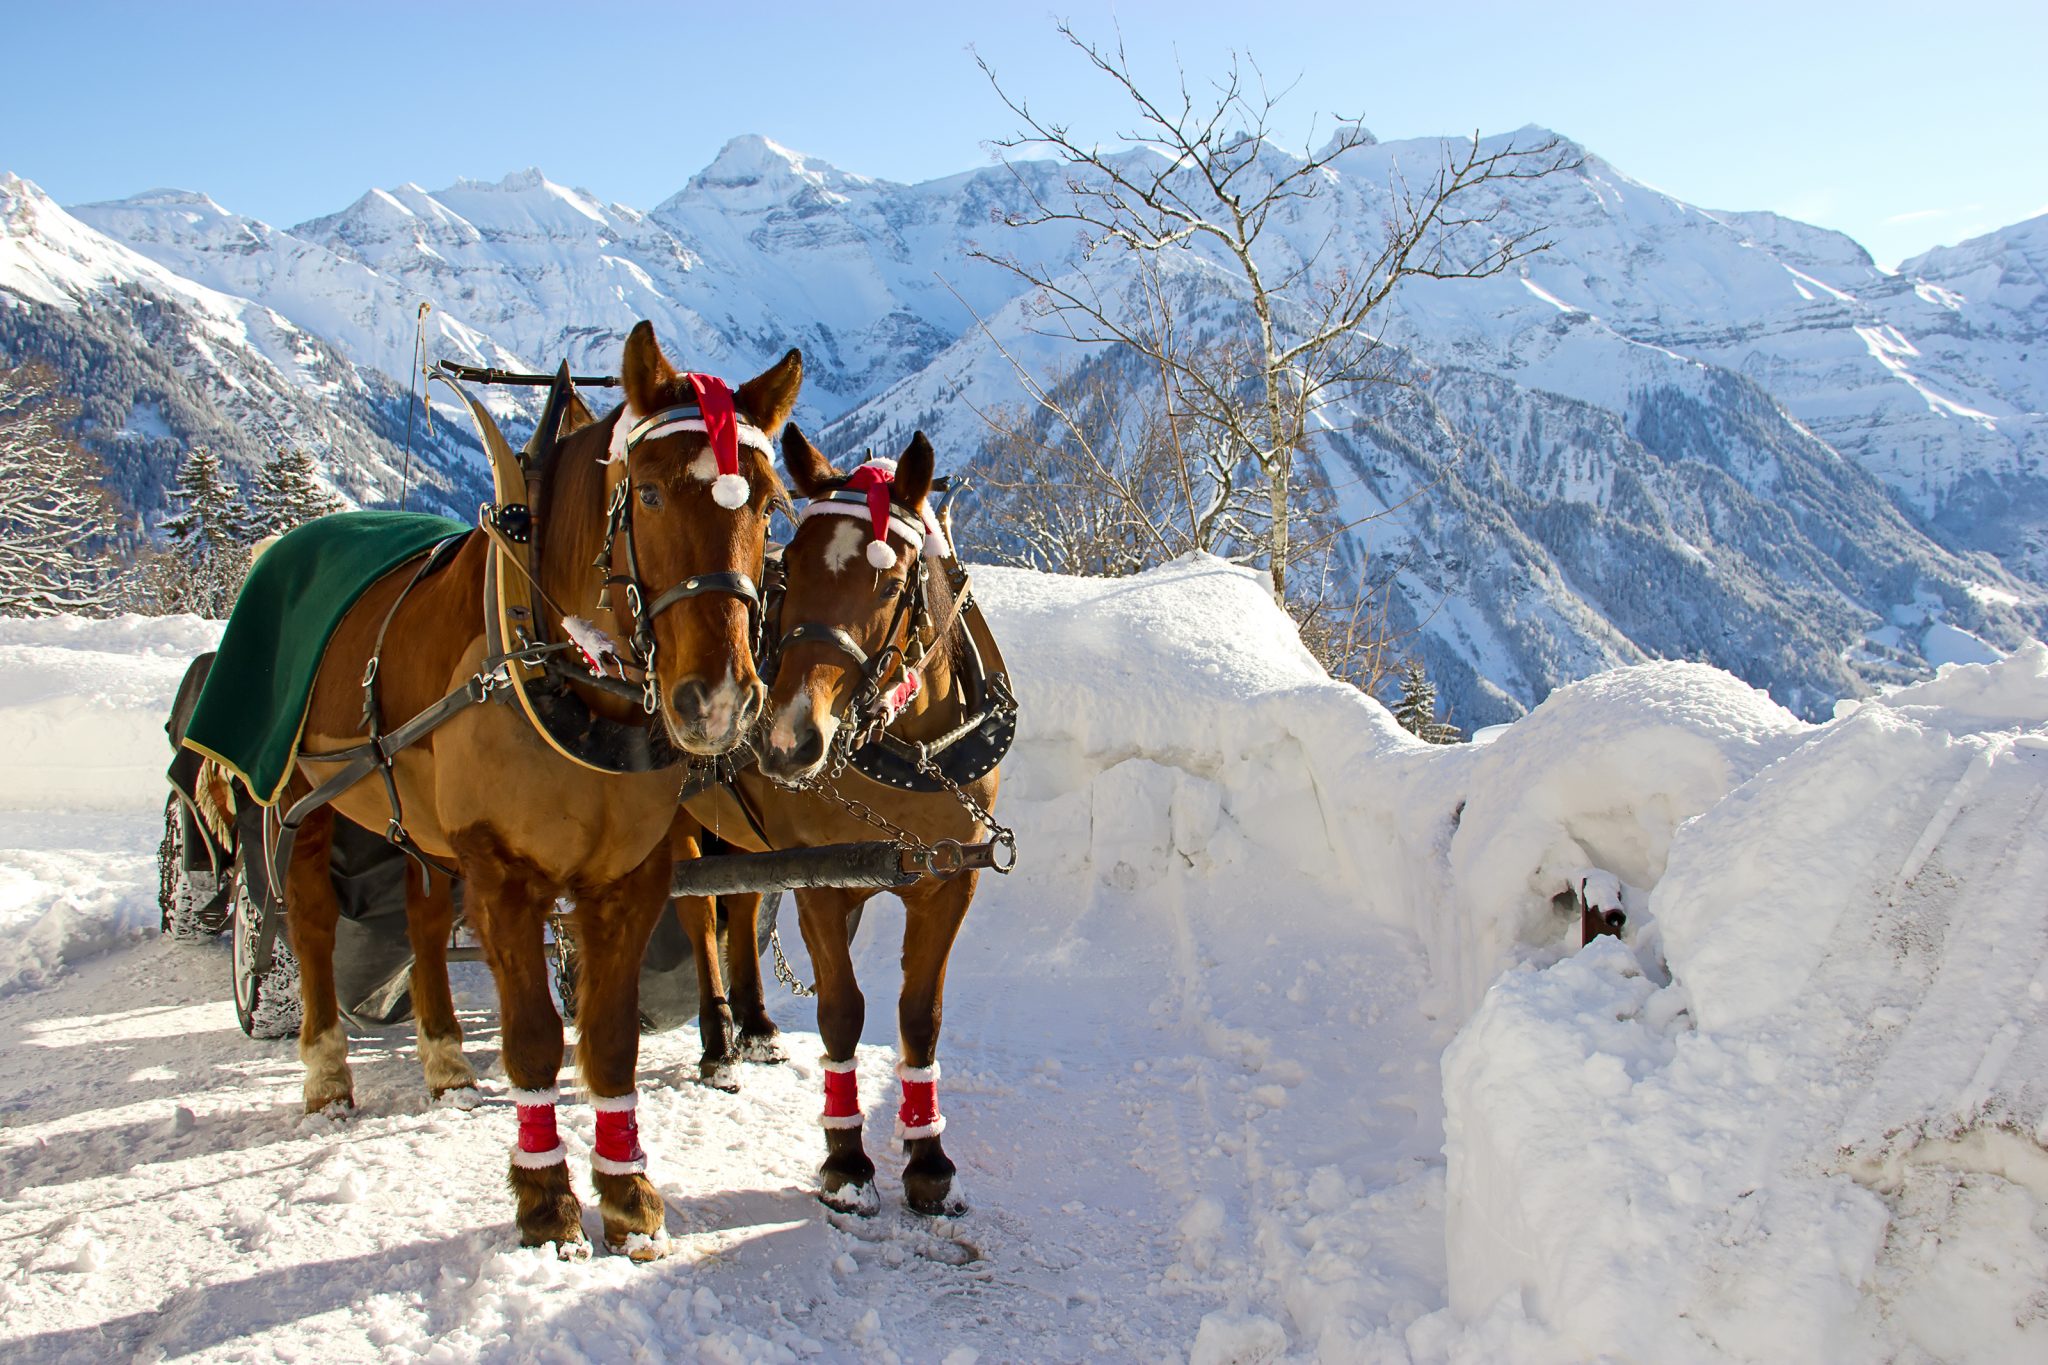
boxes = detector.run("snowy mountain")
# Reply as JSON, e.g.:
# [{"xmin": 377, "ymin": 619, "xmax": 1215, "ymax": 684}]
[
  {"xmin": 0, "ymin": 174, "xmax": 487, "ymax": 520},
  {"xmin": 5, "ymin": 131, "xmax": 2044, "ymax": 722}
]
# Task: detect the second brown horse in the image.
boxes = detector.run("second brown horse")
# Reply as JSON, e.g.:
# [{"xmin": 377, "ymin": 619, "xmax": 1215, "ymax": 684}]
[{"xmin": 679, "ymin": 427, "xmax": 1001, "ymax": 1216}]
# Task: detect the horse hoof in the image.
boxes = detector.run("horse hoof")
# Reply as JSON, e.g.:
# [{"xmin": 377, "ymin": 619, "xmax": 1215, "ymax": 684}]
[
  {"xmin": 904, "ymin": 1149, "xmax": 966, "ymax": 1217},
  {"xmin": 511, "ymin": 1162, "xmax": 585, "ymax": 1250},
  {"xmin": 607, "ymin": 1230, "xmax": 675, "ymax": 1262},
  {"xmin": 546, "ymin": 1237, "xmax": 592, "ymax": 1262},
  {"xmin": 697, "ymin": 1060, "xmax": 740, "ymax": 1093},
  {"xmin": 737, "ymin": 1032, "xmax": 786, "ymax": 1065},
  {"xmin": 432, "ymin": 1084, "xmax": 482, "ymax": 1110},
  {"xmin": 818, "ymin": 1179, "xmax": 880, "ymax": 1216},
  {"xmin": 304, "ymin": 1093, "xmax": 354, "ymax": 1119}
]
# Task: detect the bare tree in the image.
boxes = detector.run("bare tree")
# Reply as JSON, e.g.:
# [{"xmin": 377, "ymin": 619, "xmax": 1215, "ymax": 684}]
[
  {"xmin": 974, "ymin": 23, "xmax": 1575, "ymax": 599},
  {"xmin": 0, "ymin": 364, "xmax": 117, "ymax": 616}
]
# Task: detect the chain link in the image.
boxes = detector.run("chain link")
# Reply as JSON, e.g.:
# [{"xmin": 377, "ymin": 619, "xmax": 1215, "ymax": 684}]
[{"xmin": 770, "ymin": 926, "xmax": 816, "ymax": 997}]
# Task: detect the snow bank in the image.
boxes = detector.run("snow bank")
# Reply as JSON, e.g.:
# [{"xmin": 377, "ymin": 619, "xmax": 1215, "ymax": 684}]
[
  {"xmin": 1440, "ymin": 643, "xmax": 2048, "ymax": 1362},
  {"xmin": 0, "ymin": 614, "xmax": 220, "ymax": 811}
]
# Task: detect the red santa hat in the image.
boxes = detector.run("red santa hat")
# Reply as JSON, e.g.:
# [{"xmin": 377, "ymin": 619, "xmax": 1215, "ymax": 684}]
[
  {"xmin": 606, "ymin": 371, "xmax": 769, "ymax": 511},
  {"xmin": 798, "ymin": 457, "xmax": 951, "ymax": 569}
]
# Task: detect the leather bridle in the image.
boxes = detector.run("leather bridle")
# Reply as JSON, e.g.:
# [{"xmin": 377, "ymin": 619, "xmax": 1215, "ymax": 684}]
[{"xmin": 596, "ymin": 403, "xmax": 772, "ymax": 712}]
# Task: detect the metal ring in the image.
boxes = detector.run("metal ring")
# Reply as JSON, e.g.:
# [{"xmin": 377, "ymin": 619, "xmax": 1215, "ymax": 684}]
[{"xmin": 927, "ymin": 839, "xmax": 966, "ymax": 879}]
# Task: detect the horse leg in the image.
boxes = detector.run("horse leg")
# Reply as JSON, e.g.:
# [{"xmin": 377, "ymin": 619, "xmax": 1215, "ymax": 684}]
[
  {"xmin": 723, "ymin": 892, "xmax": 783, "ymax": 1062},
  {"xmin": 797, "ymin": 887, "xmax": 874, "ymax": 1212},
  {"xmin": 896, "ymin": 873, "xmax": 977, "ymax": 1216},
  {"xmin": 573, "ymin": 844, "xmax": 676, "ymax": 1259},
  {"xmin": 676, "ymin": 891, "xmax": 738, "ymax": 1090},
  {"xmin": 286, "ymin": 807, "xmax": 352, "ymax": 1114},
  {"xmin": 405, "ymin": 860, "xmax": 475, "ymax": 1100},
  {"xmin": 455, "ymin": 835, "xmax": 581, "ymax": 1253}
]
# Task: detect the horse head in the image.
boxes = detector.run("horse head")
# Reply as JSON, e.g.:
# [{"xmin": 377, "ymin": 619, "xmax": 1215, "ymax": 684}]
[
  {"xmin": 762, "ymin": 426, "xmax": 941, "ymax": 785},
  {"xmin": 602, "ymin": 322, "xmax": 802, "ymax": 755}
]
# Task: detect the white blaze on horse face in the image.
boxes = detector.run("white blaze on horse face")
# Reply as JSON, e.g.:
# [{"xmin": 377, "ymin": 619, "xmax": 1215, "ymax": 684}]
[
  {"xmin": 822, "ymin": 519, "xmax": 865, "ymax": 576},
  {"xmin": 686, "ymin": 450, "xmax": 718, "ymax": 483},
  {"xmin": 768, "ymin": 678, "xmax": 838, "ymax": 769}
]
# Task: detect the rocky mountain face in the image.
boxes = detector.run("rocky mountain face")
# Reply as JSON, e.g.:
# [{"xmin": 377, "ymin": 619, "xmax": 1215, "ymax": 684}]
[{"xmin": 3, "ymin": 132, "xmax": 2041, "ymax": 724}]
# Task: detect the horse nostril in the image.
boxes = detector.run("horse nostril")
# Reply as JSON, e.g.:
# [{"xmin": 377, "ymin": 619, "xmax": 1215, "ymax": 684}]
[
  {"xmin": 776, "ymin": 715, "xmax": 825, "ymax": 770},
  {"xmin": 672, "ymin": 680, "xmax": 710, "ymax": 722}
]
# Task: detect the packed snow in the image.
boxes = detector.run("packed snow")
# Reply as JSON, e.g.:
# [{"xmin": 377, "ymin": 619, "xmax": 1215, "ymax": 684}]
[{"xmin": 0, "ymin": 560, "xmax": 2043, "ymax": 1362}]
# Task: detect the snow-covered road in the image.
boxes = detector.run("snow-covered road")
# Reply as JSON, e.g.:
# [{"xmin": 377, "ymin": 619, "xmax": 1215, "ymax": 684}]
[{"xmin": 0, "ymin": 806, "xmax": 1449, "ymax": 1363}]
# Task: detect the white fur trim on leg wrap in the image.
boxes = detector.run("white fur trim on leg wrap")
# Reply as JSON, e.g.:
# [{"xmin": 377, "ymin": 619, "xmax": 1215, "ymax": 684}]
[
  {"xmin": 896, "ymin": 1061, "xmax": 941, "ymax": 1084},
  {"xmin": 590, "ymin": 1151, "xmax": 648, "ymax": 1175},
  {"xmin": 507, "ymin": 1086, "xmax": 560, "ymax": 1106},
  {"xmin": 821, "ymin": 1057, "xmax": 858, "ymax": 1074},
  {"xmin": 895, "ymin": 1116, "xmax": 947, "ymax": 1141},
  {"xmin": 510, "ymin": 1142, "xmax": 568, "ymax": 1169},
  {"xmin": 820, "ymin": 1113, "xmax": 865, "ymax": 1131},
  {"xmin": 590, "ymin": 1091, "xmax": 639, "ymax": 1112}
]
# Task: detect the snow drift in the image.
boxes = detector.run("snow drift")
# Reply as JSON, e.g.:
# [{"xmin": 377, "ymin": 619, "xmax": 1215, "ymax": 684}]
[{"xmin": 1441, "ymin": 643, "xmax": 2048, "ymax": 1362}]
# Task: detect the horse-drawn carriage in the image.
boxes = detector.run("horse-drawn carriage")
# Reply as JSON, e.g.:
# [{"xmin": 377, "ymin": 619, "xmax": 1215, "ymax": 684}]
[{"xmin": 156, "ymin": 329, "xmax": 1016, "ymax": 1252}]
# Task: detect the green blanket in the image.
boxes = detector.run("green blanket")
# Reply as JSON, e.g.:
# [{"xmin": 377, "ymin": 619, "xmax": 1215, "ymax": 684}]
[{"xmin": 182, "ymin": 511, "xmax": 470, "ymax": 806}]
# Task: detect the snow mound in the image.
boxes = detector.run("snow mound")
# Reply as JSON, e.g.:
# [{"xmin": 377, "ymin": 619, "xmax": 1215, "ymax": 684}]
[
  {"xmin": 1441, "ymin": 644, "xmax": 2048, "ymax": 1362},
  {"xmin": 0, "ymin": 614, "xmax": 221, "ymax": 811}
]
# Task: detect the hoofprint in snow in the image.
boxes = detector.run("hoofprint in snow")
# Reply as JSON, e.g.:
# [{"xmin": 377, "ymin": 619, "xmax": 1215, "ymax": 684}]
[{"xmin": 1, "ymin": 559, "xmax": 2045, "ymax": 1362}]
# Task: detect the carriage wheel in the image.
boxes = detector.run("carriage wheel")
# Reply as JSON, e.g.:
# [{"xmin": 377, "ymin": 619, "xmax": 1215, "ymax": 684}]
[
  {"xmin": 158, "ymin": 794, "xmax": 230, "ymax": 942},
  {"xmin": 231, "ymin": 859, "xmax": 301, "ymax": 1040}
]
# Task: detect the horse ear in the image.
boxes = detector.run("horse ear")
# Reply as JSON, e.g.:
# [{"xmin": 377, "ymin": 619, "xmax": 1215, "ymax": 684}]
[
  {"xmin": 893, "ymin": 431, "xmax": 935, "ymax": 512},
  {"xmin": 780, "ymin": 422, "xmax": 837, "ymax": 498},
  {"xmin": 620, "ymin": 321, "xmax": 674, "ymax": 416},
  {"xmin": 735, "ymin": 347, "xmax": 803, "ymax": 434}
]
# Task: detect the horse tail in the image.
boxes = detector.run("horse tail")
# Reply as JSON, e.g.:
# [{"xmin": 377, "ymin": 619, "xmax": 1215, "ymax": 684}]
[{"xmin": 193, "ymin": 758, "xmax": 239, "ymax": 849}]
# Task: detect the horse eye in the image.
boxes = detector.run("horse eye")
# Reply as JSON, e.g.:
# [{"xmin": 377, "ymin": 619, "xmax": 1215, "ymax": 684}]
[
  {"xmin": 879, "ymin": 580, "xmax": 903, "ymax": 599},
  {"xmin": 637, "ymin": 484, "xmax": 662, "ymax": 508}
]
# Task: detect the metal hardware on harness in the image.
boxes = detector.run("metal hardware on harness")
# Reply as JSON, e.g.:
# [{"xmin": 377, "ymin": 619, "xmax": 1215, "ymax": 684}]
[{"xmin": 485, "ymin": 502, "xmax": 533, "ymax": 544}]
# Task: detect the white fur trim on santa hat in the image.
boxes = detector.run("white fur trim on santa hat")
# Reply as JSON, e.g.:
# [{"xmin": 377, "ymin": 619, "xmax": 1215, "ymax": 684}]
[
  {"xmin": 607, "ymin": 408, "xmax": 775, "ymax": 468},
  {"xmin": 866, "ymin": 538, "xmax": 898, "ymax": 570}
]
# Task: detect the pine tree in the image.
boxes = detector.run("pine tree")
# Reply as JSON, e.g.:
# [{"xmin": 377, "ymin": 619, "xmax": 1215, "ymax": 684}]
[
  {"xmin": 1390, "ymin": 658, "xmax": 1463, "ymax": 744},
  {"xmin": 0, "ymin": 364, "xmax": 118, "ymax": 616},
  {"xmin": 156, "ymin": 446, "xmax": 254, "ymax": 617},
  {"xmin": 250, "ymin": 446, "xmax": 345, "ymax": 536}
]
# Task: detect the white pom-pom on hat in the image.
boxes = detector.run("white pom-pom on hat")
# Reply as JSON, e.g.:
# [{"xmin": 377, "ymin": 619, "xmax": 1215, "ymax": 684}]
[
  {"xmin": 866, "ymin": 538, "xmax": 899, "ymax": 570},
  {"xmin": 711, "ymin": 472, "xmax": 750, "ymax": 510}
]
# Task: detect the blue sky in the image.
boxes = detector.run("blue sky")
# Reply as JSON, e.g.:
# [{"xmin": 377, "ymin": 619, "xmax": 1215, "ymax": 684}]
[{"xmin": 5, "ymin": 1, "xmax": 2042, "ymax": 268}]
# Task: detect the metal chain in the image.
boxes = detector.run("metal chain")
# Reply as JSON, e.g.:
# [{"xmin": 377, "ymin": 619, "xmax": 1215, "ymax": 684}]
[{"xmin": 769, "ymin": 927, "xmax": 816, "ymax": 997}]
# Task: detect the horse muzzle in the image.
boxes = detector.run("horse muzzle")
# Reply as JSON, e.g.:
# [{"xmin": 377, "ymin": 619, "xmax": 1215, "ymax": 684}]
[
  {"xmin": 666, "ymin": 675, "xmax": 763, "ymax": 755},
  {"xmin": 761, "ymin": 698, "xmax": 837, "ymax": 785}
]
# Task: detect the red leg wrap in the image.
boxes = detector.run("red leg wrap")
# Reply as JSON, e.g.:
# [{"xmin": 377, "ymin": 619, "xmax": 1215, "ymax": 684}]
[
  {"xmin": 822, "ymin": 1060, "xmax": 861, "ymax": 1128},
  {"xmin": 593, "ymin": 1099, "xmax": 645, "ymax": 1174}
]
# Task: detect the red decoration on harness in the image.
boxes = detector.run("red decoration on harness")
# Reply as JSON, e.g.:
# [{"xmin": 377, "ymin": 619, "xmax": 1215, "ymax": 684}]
[
  {"xmin": 823, "ymin": 1062, "xmax": 860, "ymax": 1123},
  {"xmin": 516, "ymin": 1101, "xmax": 558, "ymax": 1155},
  {"xmin": 594, "ymin": 1106, "xmax": 643, "ymax": 1167},
  {"xmin": 881, "ymin": 668, "xmax": 921, "ymax": 724}
]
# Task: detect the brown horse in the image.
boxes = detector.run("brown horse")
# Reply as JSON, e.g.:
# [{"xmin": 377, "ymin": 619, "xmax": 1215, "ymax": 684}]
[
  {"xmin": 283, "ymin": 322, "xmax": 801, "ymax": 1255},
  {"xmin": 678, "ymin": 427, "xmax": 1000, "ymax": 1216}
]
